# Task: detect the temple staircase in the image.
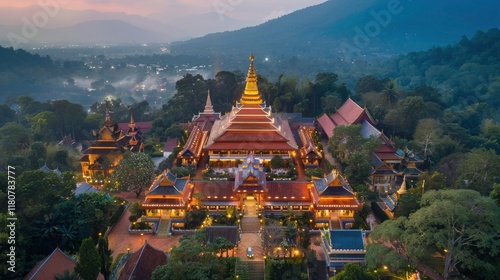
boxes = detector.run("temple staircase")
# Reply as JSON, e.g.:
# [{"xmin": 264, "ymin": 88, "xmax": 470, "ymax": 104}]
[
  {"xmin": 156, "ymin": 219, "xmax": 170, "ymax": 236},
  {"xmin": 241, "ymin": 198, "xmax": 260, "ymax": 233},
  {"xmin": 240, "ymin": 217, "xmax": 260, "ymax": 233},
  {"xmin": 242, "ymin": 260, "xmax": 264, "ymax": 280}
]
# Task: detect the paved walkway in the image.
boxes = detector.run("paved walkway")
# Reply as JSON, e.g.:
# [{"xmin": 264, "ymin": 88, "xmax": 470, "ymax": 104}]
[
  {"xmin": 107, "ymin": 192, "xmax": 181, "ymax": 259},
  {"xmin": 321, "ymin": 139, "xmax": 342, "ymax": 172}
]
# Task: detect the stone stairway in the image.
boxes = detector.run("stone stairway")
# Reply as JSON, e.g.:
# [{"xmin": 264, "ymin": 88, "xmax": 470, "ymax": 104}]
[
  {"xmin": 156, "ymin": 219, "xmax": 170, "ymax": 236},
  {"xmin": 243, "ymin": 260, "xmax": 264, "ymax": 280},
  {"xmin": 240, "ymin": 216, "xmax": 261, "ymax": 233},
  {"xmin": 330, "ymin": 220, "xmax": 341, "ymax": 229}
]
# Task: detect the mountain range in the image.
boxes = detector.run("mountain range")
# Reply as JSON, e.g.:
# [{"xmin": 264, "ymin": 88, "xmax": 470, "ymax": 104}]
[
  {"xmin": 169, "ymin": 0, "xmax": 500, "ymax": 59},
  {"xmin": 0, "ymin": 6, "xmax": 251, "ymax": 45},
  {"xmin": 0, "ymin": 0, "xmax": 499, "ymax": 58}
]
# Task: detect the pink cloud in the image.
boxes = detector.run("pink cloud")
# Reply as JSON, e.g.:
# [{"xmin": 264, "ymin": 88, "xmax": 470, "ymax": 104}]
[{"xmin": 1, "ymin": 0, "xmax": 326, "ymax": 20}]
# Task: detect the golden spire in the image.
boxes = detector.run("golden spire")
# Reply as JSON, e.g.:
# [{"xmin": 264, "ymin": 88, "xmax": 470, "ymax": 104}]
[{"xmin": 239, "ymin": 54, "xmax": 263, "ymax": 105}]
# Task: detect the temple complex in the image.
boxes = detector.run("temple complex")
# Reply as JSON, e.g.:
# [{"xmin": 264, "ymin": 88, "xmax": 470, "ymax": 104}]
[
  {"xmin": 80, "ymin": 113, "xmax": 145, "ymax": 183},
  {"xmin": 143, "ymin": 55, "xmax": 361, "ymax": 225}
]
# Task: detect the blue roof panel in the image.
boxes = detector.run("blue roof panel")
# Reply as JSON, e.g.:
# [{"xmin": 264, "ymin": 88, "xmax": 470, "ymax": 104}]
[{"xmin": 330, "ymin": 230, "xmax": 365, "ymax": 250}]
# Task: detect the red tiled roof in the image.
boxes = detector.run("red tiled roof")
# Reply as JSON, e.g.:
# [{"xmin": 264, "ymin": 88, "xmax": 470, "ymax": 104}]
[
  {"xmin": 317, "ymin": 114, "xmax": 335, "ymax": 138},
  {"xmin": 118, "ymin": 121, "xmax": 153, "ymax": 134},
  {"xmin": 164, "ymin": 138, "xmax": 178, "ymax": 152},
  {"xmin": 375, "ymin": 152, "xmax": 402, "ymax": 161},
  {"xmin": 193, "ymin": 181, "xmax": 239, "ymax": 201},
  {"xmin": 333, "ymin": 98, "xmax": 365, "ymax": 125},
  {"xmin": 378, "ymin": 144, "xmax": 397, "ymax": 153},
  {"xmin": 265, "ymin": 182, "xmax": 311, "ymax": 201},
  {"xmin": 180, "ymin": 126, "xmax": 206, "ymax": 158},
  {"xmin": 118, "ymin": 242, "xmax": 167, "ymax": 280},
  {"xmin": 205, "ymin": 103, "xmax": 298, "ymax": 150},
  {"xmin": 317, "ymin": 98, "xmax": 376, "ymax": 139},
  {"xmin": 24, "ymin": 248, "xmax": 76, "ymax": 280}
]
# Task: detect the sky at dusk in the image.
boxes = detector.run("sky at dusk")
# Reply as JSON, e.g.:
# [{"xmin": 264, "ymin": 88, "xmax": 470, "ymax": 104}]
[{"xmin": 0, "ymin": 0, "xmax": 327, "ymax": 22}]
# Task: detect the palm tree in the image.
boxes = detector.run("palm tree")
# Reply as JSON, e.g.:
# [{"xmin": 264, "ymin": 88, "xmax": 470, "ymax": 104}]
[
  {"xmin": 59, "ymin": 224, "xmax": 79, "ymax": 252},
  {"xmin": 381, "ymin": 80, "xmax": 399, "ymax": 104},
  {"xmin": 36, "ymin": 212, "xmax": 64, "ymax": 239}
]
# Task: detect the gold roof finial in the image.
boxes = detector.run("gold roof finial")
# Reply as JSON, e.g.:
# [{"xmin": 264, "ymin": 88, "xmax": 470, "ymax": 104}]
[{"xmin": 240, "ymin": 54, "xmax": 263, "ymax": 105}]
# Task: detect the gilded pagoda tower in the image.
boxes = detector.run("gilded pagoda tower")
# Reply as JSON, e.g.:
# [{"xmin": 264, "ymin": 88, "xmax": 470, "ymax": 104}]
[{"xmin": 203, "ymin": 55, "xmax": 298, "ymax": 170}]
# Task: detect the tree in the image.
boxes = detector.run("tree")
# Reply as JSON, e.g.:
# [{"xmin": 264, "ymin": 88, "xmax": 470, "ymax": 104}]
[
  {"xmin": 393, "ymin": 193, "xmax": 420, "ymax": 218},
  {"xmin": 455, "ymin": 148, "xmax": 500, "ymax": 195},
  {"xmin": 270, "ymin": 155, "xmax": 284, "ymax": 169},
  {"xmin": 332, "ymin": 263, "xmax": 376, "ymax": 280},
  {"xmin": 0, "ymin": 104, "xmax": 16, "ymax": 127},
  {"xmin": 58, "ymin": 224, "xmax": 78, "ymax": 252},
  {"xmin": 151, "ymin": 230, "xmax": 248, "ymax": 280},
  {"xmin": 27, "ymin": 110, "xmax": 58, "ymax": 141},
  {"xmin": 370, "ymin": 189, "xmax": 500, "ymax": 279},
  {"xmin": 263, "ymin": 221, "xmax": 286, "ymax": 256},
  {"xmin": 436, "ymin": 153, "xmax": 464, "ymax": 187},
  {"xmin": 409, "ymin": 171, "xmax": 448, "ymax": 196},
  {"xmin": 97, "ymin": 236, "xmax": 113, "ymax": 280},
  {"xmin": 383, "ymin": 96, "xmax": 429, "ymax": 138},
  {"xmin": 328, "ymin": 124, "xmax": 380, "ymax": 186},
  {"xmin": 368, "ymin": 217, "xmax": 414, "ymax": 268},
  {"xmin": 322, "ymin": 94, "xmax": 341, "ymax": 114},
  {"xmin": 413, "ymin": 118, "xmax": 442, "ymax": 158},
  {"xmin": 75, "ymin": 237, "xmax": 100, "ymax": 280},
  {"xmin": 490, "ymin": 183, "xmax": 500, "ymax": 205},
  {"xmin": 28, "ymin": 141, "xmax": 47, "ymax": 168},
  {"xmin": 129, "ymin": 201, "xmax": 146, "ymax": 222},
  {"xmin": 111, "ymin": 152, "xmax": 155, "ymax": 197},
  {"xmin": 344, "ymin": 151, "xmax": 374, "ymax": 188},
  {"xmin": 355, "ymin": 75, "xmax": 384, "ymax": 94},
  {"xmin": 17, "ymin": 170, "xmax": 74, "ymax": 221},
  {"xmin": 51, "ymin": 100, "xmax": 86, "ymax": 137},
  {"xmin": 381, "ymin": 80, "xmax": 398, "ymax": 104},
  {"xmin": 405, "ymin": 189, "xmax": 500, "ymax": 280},
  {"xmin": 0, "ymin": 122, "xmax": 31, "ymax": 164},
  {"xmin": 165, "ymin": 123, "xmax": 185, "ymax": 139}
]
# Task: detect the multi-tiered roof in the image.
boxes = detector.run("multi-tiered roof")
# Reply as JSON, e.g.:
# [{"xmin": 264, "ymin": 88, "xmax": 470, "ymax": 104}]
[
  {"xmin": 311, "ymin": 170, "xmax": 361, "ymax": 210},
  {"xmin": 142, "ymin": 170, "xmax": 193, "ymax": 210},
  {"xmin": 204, "ymin": 55, "xmax": 297, "ymax": 151}
]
